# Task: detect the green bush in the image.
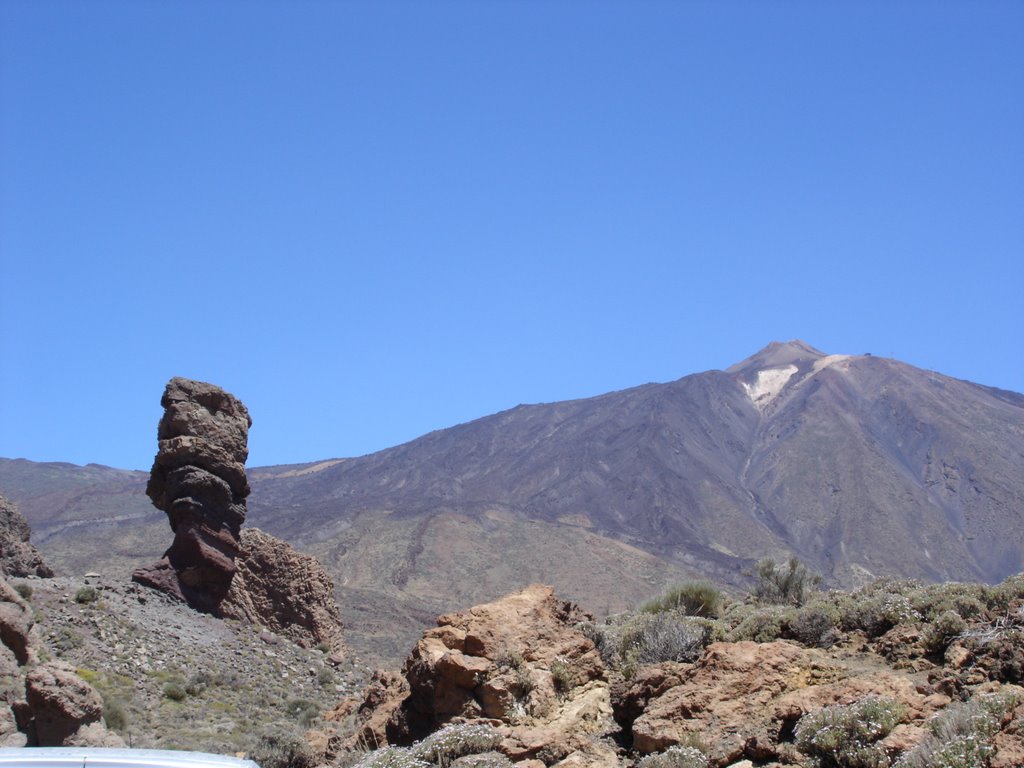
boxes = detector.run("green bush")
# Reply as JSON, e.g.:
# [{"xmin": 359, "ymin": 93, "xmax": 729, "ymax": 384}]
[
  {"xmin": 550, "ymin": 659, "xmax": 577, "ymax": 695},
  {"xmin": 924, "ymin": 610, "xmax": 967, "ymax": 655},
  {"xmin": 908, "ymin": 582, "xmax": 988, "ymax": 623},
  {"xmin": 641, "ymin": 582, "xmax": 721, "ymax": 618},
  {"xmin": 984, "ymin": 573, "xmax": 1024, "ymax": 613},
  {"xmin": 13, "ymin": 583, "xmax": 32, "ymax": 601},
  {"xmin": 185, "ymin": 669, "xmax": 212, "ymax": 696},
  {"xmin": 580, "ymin": 618, "xmax": 627, "ymax": 667},
  {"xmin": 102, "ymin": 694, "xmax": 129, "ymax": 731},
  {"xmin": 354, "ymin": 747, "xmax": 430, "ymax": 768},
  {"xmin": 795, "ymin": 696, "xmax": 904, "ymax": 768},
  {"xmin": 636, "ymin": 745, "xmax": 709, "ymax": 768},
  {"xmin": 162, "ymin": 682, "xmax": 187, "ymax": 702},
  {"xmin": 787, "ymin": 602, "xmax": 840, "ymax": 647},
  {"xmin": 49, "ymin": 626, "xmax": 84, "ymax": 652},
  {"xmin": 494, "ymin": 650, "xmax": 525, "ymax": 670},
  {"xmin": 511, "ymin": 666, "xmax": 535, "ymax": 696},
  {"xmin": 252, "ymin": 729, "xmax": 317, "ymax": 768},
  {"xmin": 449, "ymin": 754, "xmax": 514, "ymax": 768},
  {"xmin": 729, "ymin": 606, "xmax": 792, "ymax": 643},
  {"xmin": 839, "ymin": 589, "xmax": 921, "ymax": 637},
  {"xmin": 754, "ymin": 557, "xmax": 822, "ymax": 607},
  {"xmin": 74, "ymin": 586, "xmax": 98, "ymax": 604},
  {"xmin": 75, "ymin": 668, "xmax": 133, "ymax": 732},
  {"xmin": 285, "ymin": 698, "xmax": 319, "ymax": 726}
]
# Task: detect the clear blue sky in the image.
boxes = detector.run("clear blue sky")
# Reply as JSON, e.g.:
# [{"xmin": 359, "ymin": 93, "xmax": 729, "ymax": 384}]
[{"xmin": 2, "ymin": 1, "xmax": 1022, "ymax": 471}]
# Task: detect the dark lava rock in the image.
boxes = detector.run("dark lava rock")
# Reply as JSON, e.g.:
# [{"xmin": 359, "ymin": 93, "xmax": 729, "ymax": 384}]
[{"xmin": 132, "ymin": 377, "xmax": 252, "ymax": 613}]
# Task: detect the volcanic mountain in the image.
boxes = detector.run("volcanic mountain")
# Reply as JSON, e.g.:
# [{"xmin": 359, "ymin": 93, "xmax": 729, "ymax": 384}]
[{"xmin": 2, "ymin": 341, "xmax": 1023, "ymax": 661}]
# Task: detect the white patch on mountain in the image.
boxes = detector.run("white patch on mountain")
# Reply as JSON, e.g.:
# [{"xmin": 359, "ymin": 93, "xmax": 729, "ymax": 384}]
[{"xmin": 741, "ymin": 365, "xmax": 798, "ymax": 408}]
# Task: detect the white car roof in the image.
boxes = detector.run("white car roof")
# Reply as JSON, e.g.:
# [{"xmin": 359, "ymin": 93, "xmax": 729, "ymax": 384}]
[{"xmin": 0, "ymin": 749, "xmax": 259, "ymax": 768}]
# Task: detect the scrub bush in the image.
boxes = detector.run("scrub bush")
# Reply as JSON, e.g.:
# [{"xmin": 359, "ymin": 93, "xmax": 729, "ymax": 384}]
[
  {"xmin": 641, "ymin": 582, "xmax": 721, "ymax": 618},
  {"xmin": 787, "ymin": 602, "xmax": 841, "ymax": 647},
  {"xmin": 411, "ymin": 723, "xmax": 503, "ymax": 767},
  {"xmin": 794, "ymin": 696, "xmax": 903, "ymax": 768},
  {"xmin": 729, "ymin": 606, "xmax": 792, "ymax": 643},
  {"xmin": 620, "ymin": 612, "xmax": 706, "ymax": 665},
  {"xmin": 894, "ymin": 690, "xmax": 1018, "ymax": 768},
  {"xmin": 754, "ymin": 557, "xmax": 821, "ymax": 607},
  {"xmin": 636, "ymin": 745, "xmax": 709, "ymax": 768}
]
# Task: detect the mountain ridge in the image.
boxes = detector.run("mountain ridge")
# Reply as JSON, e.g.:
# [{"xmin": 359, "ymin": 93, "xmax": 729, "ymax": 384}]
[{"xmin": 2, "ymin": 341, "xmax": 1022, "ymax": 662}]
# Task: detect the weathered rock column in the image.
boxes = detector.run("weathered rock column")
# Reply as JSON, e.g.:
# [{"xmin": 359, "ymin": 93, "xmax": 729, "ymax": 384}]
[{"xmin": 132, "ymin": 377, "xmax": 252, "ymax": 613}]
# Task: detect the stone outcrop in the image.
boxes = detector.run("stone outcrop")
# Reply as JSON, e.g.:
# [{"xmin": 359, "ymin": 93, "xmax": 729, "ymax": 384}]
[
  {"xmin": 133, "ymin": 377, "xmax": 252, "ymax": 612},
  {"xmin": 619, "ymin": 640, "xmax": 961, "ymax": 766},
  {"xmin": 343, "ymin": 586, "xmax": 1024, "ymax": 768},
  {"xmin": 221, "ymin": 527, "xmax": 345, "ymax": 651},
  {"xmin": 132, "ymin": 377, "xmax": 348, "ymax": 654},
  {"xmin": 0, "ymin": 494, "xmax": 52, "ymax": 579},
  {"xmin": 0, "ymin": 578, "xmax": 36, "ymax": 674},
  {"xmin": 345, "ymin": 585, "xmax": 616, "ymax": 766},
  {"xmin": 0, "ymin": 575, "xmax": 122, "ymax": 747}
]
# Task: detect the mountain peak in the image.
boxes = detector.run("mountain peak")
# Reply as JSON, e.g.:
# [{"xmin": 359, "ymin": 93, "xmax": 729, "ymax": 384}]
[{"xmin": 725, "ymin": 340, "xmax": 826, "ymax": 374}]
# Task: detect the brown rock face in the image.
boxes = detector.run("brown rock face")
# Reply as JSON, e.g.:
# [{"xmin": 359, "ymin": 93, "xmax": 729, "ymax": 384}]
[
  {"xmin": 24, "ymin": 662, "xmax": 104, "ymax": 746},
  {"xmin": 0, "ymin": 494, "xmax": 52, "ymax": 579},
  {"xmin": 221, "ymin": 527, "xmax": 345, "ymax": 650},
  {"xmin": 0, "ymin": 578, "xmax": 35, "ymax": 668},
  {"xmin": 348, "ymin": 585, "xmax": 614, "ymax": 765},
  {"xmin": 625, "ymin": 640, "xmax": 939, "ymax": 766},
  {"xmin": 132, "ymin": 377, "xmax": 252, "ymax": 612}
]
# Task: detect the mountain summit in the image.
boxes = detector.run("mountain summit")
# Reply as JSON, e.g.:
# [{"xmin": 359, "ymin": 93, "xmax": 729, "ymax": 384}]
[{"xmin": 727, "ymin": 338, "xmax": 827, "ymax": 373}]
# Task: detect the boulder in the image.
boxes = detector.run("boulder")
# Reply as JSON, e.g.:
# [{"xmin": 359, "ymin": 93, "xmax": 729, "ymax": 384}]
[{"xmin": 24, "ymin": 661, "xmax": 120, "ymax": 746}]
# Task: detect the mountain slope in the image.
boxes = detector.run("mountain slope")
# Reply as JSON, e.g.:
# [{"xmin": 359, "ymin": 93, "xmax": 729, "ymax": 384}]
[{"xmin": 246, "ymin": 341, "xmax": 1023, "ymax": 586}]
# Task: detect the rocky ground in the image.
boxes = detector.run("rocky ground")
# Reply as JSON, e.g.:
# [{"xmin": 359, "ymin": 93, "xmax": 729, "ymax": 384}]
[
  {"xmin": 3, "ymin": 550, "xmax": 1024, "ymax": 768},
  {"xmin": 10, "ymin": 573, "xmax": 373, "ymax": 757},
  {"xmin": 331, "ymin": 575, "xmax": 1024, "ymax": 768}
]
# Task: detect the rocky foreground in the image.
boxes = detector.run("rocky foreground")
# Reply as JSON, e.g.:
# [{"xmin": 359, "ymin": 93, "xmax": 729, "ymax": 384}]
[
  {"xmin": 2, "ymin": 568, "xmax": 1023, "ymax": 767},
  {"xmin": 317, "ymin": 576, "xmax": 1024, "ymax": 768}
]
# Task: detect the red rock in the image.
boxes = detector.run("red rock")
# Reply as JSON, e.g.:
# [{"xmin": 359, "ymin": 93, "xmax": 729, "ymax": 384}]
[{"xmin": 221, "ymin": 527, "xmax": 345, "ymax": 651}]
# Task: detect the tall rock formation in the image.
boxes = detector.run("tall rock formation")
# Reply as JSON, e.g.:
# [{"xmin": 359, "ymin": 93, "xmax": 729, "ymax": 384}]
[
  {"xmin": 132, "ymin": 378, "xmax": 347, "ymax": 650},
  {"xmin": 132, "ymin": 378, "xmax": 252, "ymax": 612},
  {"xmin": 0, "ymin": 494, "xmax": 52, "ymax": 579}
]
